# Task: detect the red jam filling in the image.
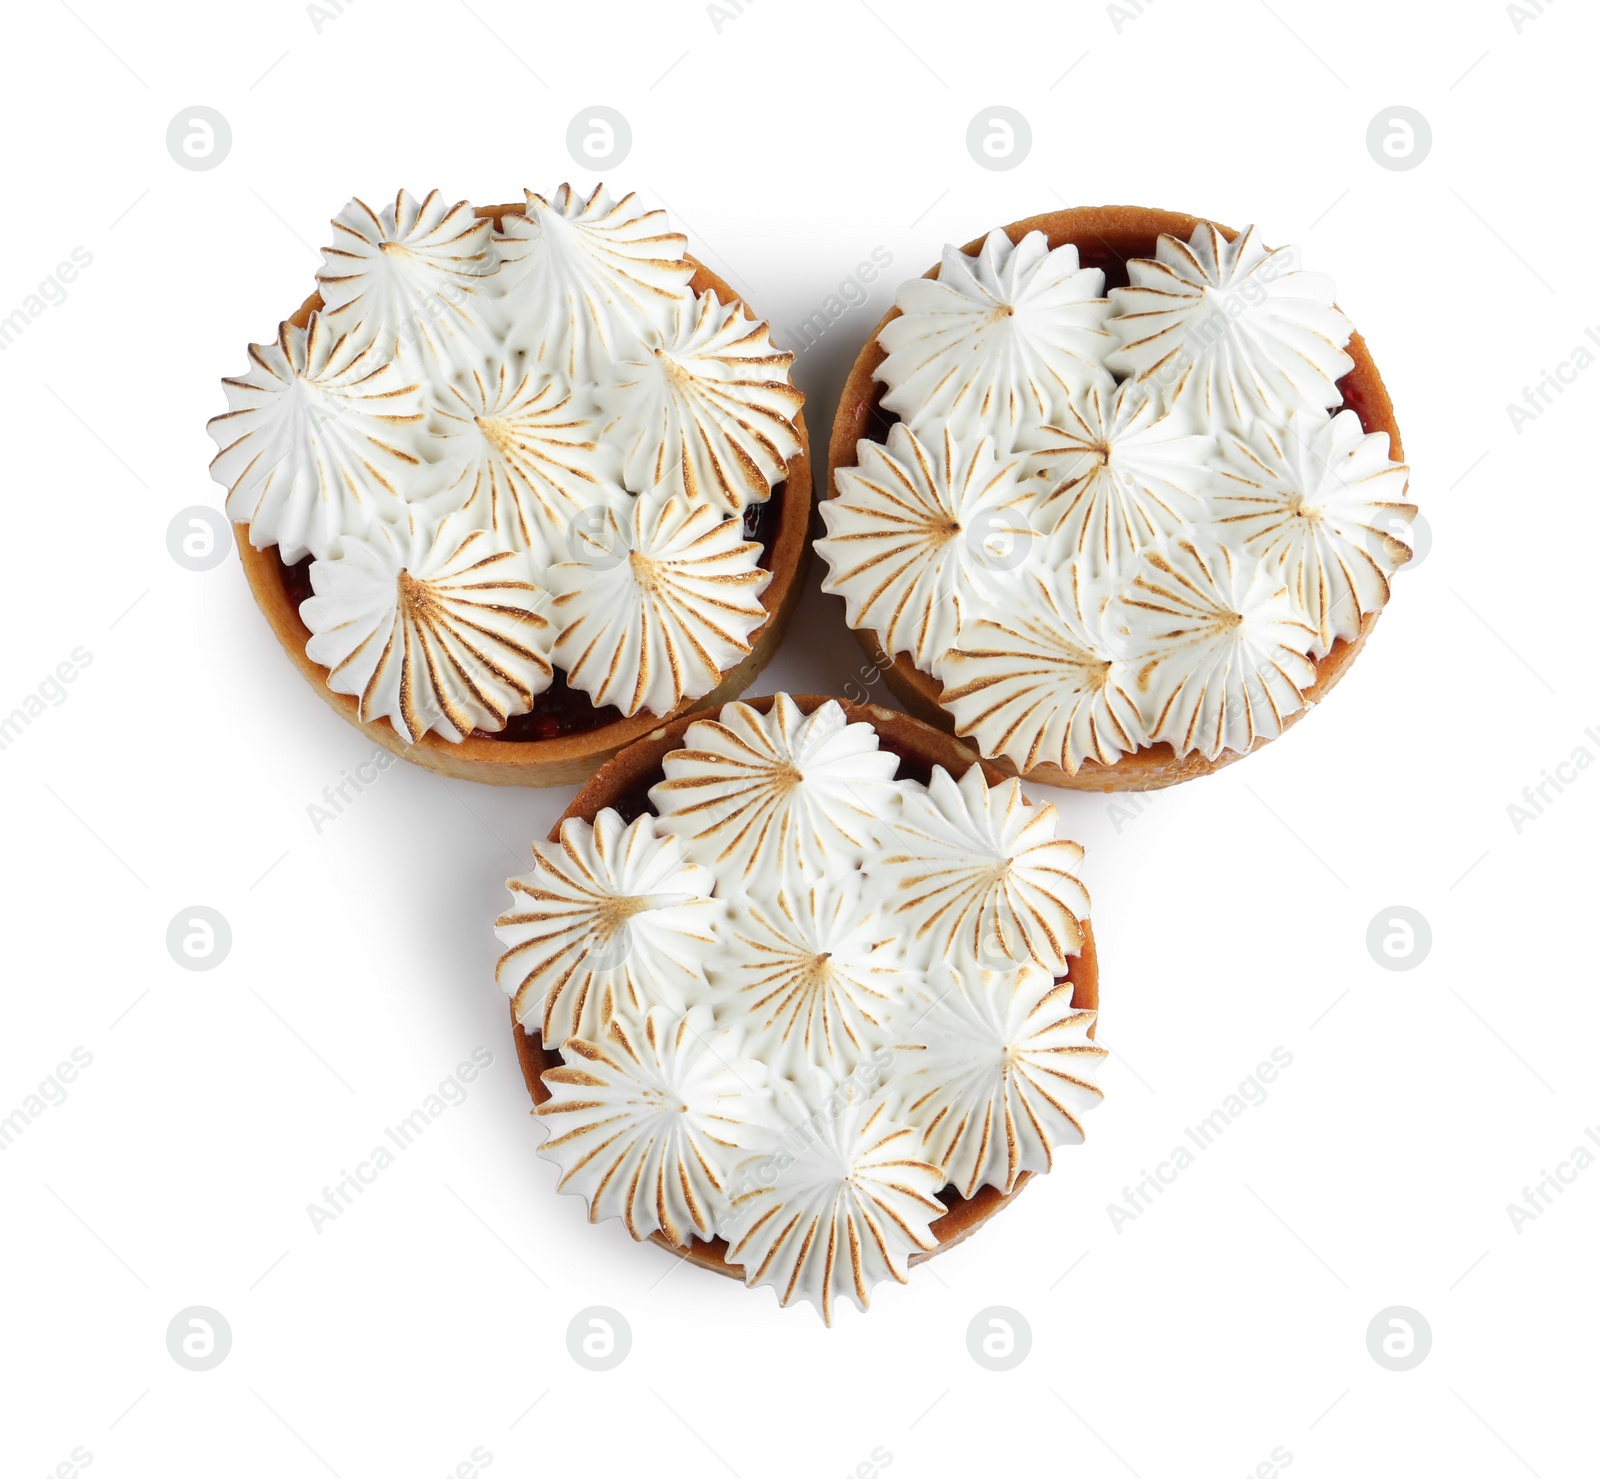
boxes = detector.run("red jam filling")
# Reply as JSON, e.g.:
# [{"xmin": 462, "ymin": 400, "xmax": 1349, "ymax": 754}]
[
  {"xmin": 868, "ymin": 735, "xmax": 933, "ymax": 788},
  {"xmin": 1071, "ymin": 244, "xmax": 1133, "ymax": 294},
  {"xmin": 276, "ymin": 481, "xmax": 785, "ymax": 743},
  {"xmin": 608, "ymin": 774, "xmax": 660, "ymax": 826},
  {"xmin": 1333, "ymin": 369, "xmax": 1378, "ymax": 435}
]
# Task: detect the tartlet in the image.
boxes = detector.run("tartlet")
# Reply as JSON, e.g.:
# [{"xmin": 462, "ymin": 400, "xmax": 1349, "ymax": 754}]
[
  {"xmin": 502, "ymin": 693, "xmax": 1102, "ymax": 1321},
  {"xmin": 211, "ymin": 187, "xmax": 811, "ymax": 788},
  {"xmin": 823, "ymin": 205, "xmax": 1412, "ymax": 792}
]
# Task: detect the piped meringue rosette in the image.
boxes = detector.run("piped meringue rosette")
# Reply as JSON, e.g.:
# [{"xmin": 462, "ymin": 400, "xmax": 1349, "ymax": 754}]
[
  {"xmin": 821, "ymin": 206, "xmax": 1415, "ymax": 790},
  {"xmin": 208, "ymin": 186, "xmax": 809, "ymax": 782},
  {"xmin": 497, "ymin": 694, "xmax": 1104, "ymax": 1323}
]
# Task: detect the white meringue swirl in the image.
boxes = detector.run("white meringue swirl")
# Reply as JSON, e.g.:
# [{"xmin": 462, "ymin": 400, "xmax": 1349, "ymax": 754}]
[
  {"xmin": 547, "ymin": 488, "xmax": 771, "ymax": 718},
  {"xmin": 538, "ymin": 1005, "xmax": 769, "ymax": 1245},
  {"xmin": 208, "ymin": 312, "xmax": 429, "ymax": 563},
  {"xmin": 494, "ymin": 184, "xmax": 695, "ymax": 381},
  {"xmin": 1111, "ymin": 534, "xmax": 1317, "ymax": 760},
  {"xmin": 316, "ymin": 189, "xmax": 503, "ymax": 374},
  {"xmin": 710, "ymin": 875, "xmax": 911, "ymax": 1082},
  {"xmin": 301, "ymin": 509, "xmax": 553, "ymax": 743},
  {"xmin": 817, "ymin": 423, "xmax": 1037, "ymax": 668},
  {"xmin": 1025, "ymin": 374, "xmax": 1213, "ymax": 582},
  {"xmin": 720, "ymin": 1081, "xmax": 945, "ymax": 1324},
  {"xmin": 427, "ymin": 357, "xmax": 613, "ymax": 563},
  {"xmin": 899, "ymin": 963, "xmax": 1105, "ymax": 1197},
  {"xmin": 877, "ymin": 229, "xmax": 1113, "ymax": 440},
  {"xmin": 596, "ymin": 291, "xmax": 804, "ymax": 515},
  {"xmin": 869, "ymin": 765, "xmax": 1090, "ymax": 975},
  {"xmin": 933, "ymin": 565, "xmax": 1146, "ymax": 776},
  {"xmin": 496, "ymin": 810, "xmax": 719, "ymax": 1051},
  {"xmin": 1212, "ymin": 408, "xmax": 1414, "ymax": 657},
  {"xmin": 649, "ymin": 695, "xmax": 902, "ymax": 887},
  {"xmin": 1107, "ymin": 222, "xmax": 1354, "ymax": 431}
]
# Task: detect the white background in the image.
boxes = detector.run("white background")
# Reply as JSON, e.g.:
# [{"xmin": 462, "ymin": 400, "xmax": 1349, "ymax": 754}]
[{"xmin": 2, "ymin": 1, "xmax": 1595, "ymax": 1475}]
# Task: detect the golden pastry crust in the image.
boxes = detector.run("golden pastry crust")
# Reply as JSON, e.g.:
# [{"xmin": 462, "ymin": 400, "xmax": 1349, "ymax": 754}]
[
  {"xmin": 511, "ymin": 693, "xmax": 1101, "ymax": 1276},
  {"xmin": 827, "ymin": 204, "xmax": 1404, "ymax": 793}
]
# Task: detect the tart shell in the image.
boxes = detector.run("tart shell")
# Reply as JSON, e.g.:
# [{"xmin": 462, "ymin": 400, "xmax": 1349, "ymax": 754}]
[
  {"xmin": 234, "ymin": 202, "xmax": 813, "ymax": 788},
  {"xmin": 510, "ymin": 693, "xmax": 1101, "ymax": 1280},
  {"xmin": 826, "ymin": 204, "xmax": 1405, "ymax": 793}
]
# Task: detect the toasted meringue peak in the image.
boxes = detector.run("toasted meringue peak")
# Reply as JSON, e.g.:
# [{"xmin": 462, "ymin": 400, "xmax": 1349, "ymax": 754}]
[
  {"xmin": 496, "ymin": 810, "xmax": 720, "ymax": 1052},
  {"xmin": 596, "ymin": 291, "xmax": 804, "ymax": 515},
  {"xmin": 818, "ymin": 423, "xmax": 1037, "ymax": 668},
  {"xmin": 899, "ymin": 964, "xmax": 1105, "ymax": 1197},
  {"xmin": 1111, "ymin": 535, "xmax": 1317, "ymax": 760},
  {"xmin": 877, "ymin": 229, "xmax": 1114, "ymax": 440},
  {"xmin": 933, "ymin": 565, "xmax": 1146, "ymax": 775},
  {"xmin": 537, "ymin": 1005, "xmax": 770, "ymax": 1245},
  {"xmin": 649, "ymin": 696, "xmax": 902, "ymax": 885},
  {"xmin": 869, "ymin": 766, "xmax": 1089, "ymax": 975},
  {"xmin": 1107, "ymin": 223, "xmax": 1354, "ymax": 430},
  {"xmin": 1025, "ymin": 375, "xmax": 1213, "ymax": 581},
  {"xmin": 207, "ymin": 312, "xmax": 429, "ymax": 562},
  {"xmin": 1213, "ymin": 408, "xmax": 1414, "ymax": 657},
  {"xmin": 428, "ymin": 358, "xmax": 613, "ymax": 563},
  {"xmin": 301, "ymin": 510, "xmax": 552, "ymax": 743},
  {"xmin": 709, "ymin": 876, "xmax": 911, "ymax": 1082},
  {"xmin": 547, "ymin": 488, "xmax": 771, "ymax": 718},
  {"xmin": 316, "ymin": 189, "xmax": 502, "ymax": 373},
  {"xmin": 720, "ymin": 1079, "xmax": 945, "ymax": 1324},
  {"xmin": 494, "ymin": 183, "xmax": 695, "ymax": 381}
]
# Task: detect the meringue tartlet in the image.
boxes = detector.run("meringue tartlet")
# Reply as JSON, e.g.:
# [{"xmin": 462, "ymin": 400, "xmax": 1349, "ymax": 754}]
[
  {"xmin": 499, "ymin": 693, "xmax": 1103, "ymax": 1323},
  {"xmin": 210, "ymin": 186, "xmax": 811, "ymax": 787},
  {"xmin": 822, "ymin": 205, "xmax": 1413, "ymax": 792}
]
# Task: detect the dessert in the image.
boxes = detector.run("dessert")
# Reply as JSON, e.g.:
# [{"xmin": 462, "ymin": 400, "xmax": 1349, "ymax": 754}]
[
  {"xmin": 208, "ymin": 186, "xmax": 811, "ymax": 786},
  {"xmin": 499, "ymin": 694, "xmax": 1104, "ymax": 1323},
  {"xmin": 822, "ymin": 206, "xmax": 1414, "ymax": 791}
]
